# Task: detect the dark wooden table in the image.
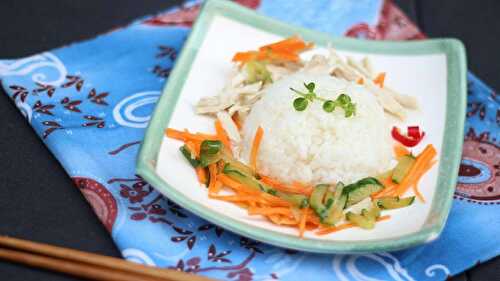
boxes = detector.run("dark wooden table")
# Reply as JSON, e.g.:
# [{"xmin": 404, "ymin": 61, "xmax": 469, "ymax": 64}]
[{"xmin": 0, "ymin": 1, "xmax": 498, "ymax": 280}]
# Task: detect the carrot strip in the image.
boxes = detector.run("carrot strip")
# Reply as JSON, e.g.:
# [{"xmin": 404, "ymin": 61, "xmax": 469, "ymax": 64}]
[
  {"xmin": 213, "ymin": 180, "xmax": 223, "ymax": 194},
  {"xmin": 259, "ymin": 36, "xmax": 312, "ymax": 53},
  {"xmin": 357, "ymin": 77, "xmax": 364, "ymax": 85},
  {"xmin": 268, "ymin": 50, "xmax": 300, "ymax": 62},
  {"xmin": 412, "ymin": 183, "xmax": 426, "ymax": 203},
  {"xmin": 291, "ymin": 181, "xmax": 314, "ymax": 195},
  {"xmin": 218, "ymin": 175, "xmax": 290, "ymax": 207},
  {"xmin": 248, "ymin": 207, "xmax": 293, "ymax": 216},
  {"xmin": 215, "ymin": 120, "xmax": 232, "ymax": 153},
  {"xmin": 394, "ymin": 145, "xmax": 410, "ymax": 158},
  {"xmin": 185, "ymin": 141, "xmax": 199, "ymax": 158},
  {"xmin": 250, "ymin": 126, "xmax": 264, "ymax": 172},
  {"xmin": 196, "ymin": 167, "xmax": 207, "ymax": 185},
  {"xmin": 395, "ymin": 144, "xmax": 437, "ymax": 197},
  {"xmin": 373, "ymin": 72, "xmax": 386, "ymax": 88},
  {"xmin": 299, "ymin": 208, "xmax": 309, "ymax": 238},
  {"xmin": 208, "ymin": 164, "xmax": 218, "ymax": 194},
  {"xmin": 211, "ymin": 194, "xmax": 264, "ymax": 204},
  {"xmin": 260, "ymin": 176, "xmax": 312, "ymax": 196},
  {"xmin": 232, "ymin": 51, "xmax": 259, "ymax": 62}
]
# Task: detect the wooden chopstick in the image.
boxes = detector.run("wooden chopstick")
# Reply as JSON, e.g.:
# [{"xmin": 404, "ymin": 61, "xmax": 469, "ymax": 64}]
[{"xmin": 0, "ymin": 236, "xmax": 214, "ymax": 281}]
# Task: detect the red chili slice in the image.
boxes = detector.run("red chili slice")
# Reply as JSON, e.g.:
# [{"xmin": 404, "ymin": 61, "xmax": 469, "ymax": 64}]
[
  {"xmin": 391, "ymin": 126, "xmax": 425, "ymax": 147},
  {"xmin": 407, "ymin": 126, "xmax": 421, "ymax": 139}
]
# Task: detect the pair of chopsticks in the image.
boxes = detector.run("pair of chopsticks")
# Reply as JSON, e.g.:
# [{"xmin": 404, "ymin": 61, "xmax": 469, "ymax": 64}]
[{"xmin": 0, "ymin": 236, "xmax": 215, "ymax": 281}]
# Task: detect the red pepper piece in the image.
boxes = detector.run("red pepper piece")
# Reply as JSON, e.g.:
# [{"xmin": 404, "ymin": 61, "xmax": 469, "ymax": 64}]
[
  {"xmin": 391, "ymin": 126, "xmax": 425, "ymax": 147},
  {"xmin": 407, "ymin": 126, "xmax": 422, "ymax": 139}
]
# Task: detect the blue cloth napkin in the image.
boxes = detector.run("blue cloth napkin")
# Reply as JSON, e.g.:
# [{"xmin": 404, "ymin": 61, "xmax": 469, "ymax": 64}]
[{"xmin": 1, "ymin": 1, "xmax": 498, "ymax": 280}]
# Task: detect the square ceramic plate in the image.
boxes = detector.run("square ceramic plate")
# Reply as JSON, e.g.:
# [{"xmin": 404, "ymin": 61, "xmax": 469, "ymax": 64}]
[{"xmin": 137, "ymin": 0, "xmax": 466, "ymax": 253}]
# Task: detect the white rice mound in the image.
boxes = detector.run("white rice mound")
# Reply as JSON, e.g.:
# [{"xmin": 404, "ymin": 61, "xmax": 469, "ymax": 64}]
[{"xmin": 240, "ymin": 73, "xmax": 393, "ymax": 185}]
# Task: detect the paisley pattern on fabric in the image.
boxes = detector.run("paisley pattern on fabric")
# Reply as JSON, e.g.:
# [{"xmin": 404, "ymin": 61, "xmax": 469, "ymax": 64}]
[{"xmin": 0, "ymin": 1, "xmax": 498, "ymax": 280}]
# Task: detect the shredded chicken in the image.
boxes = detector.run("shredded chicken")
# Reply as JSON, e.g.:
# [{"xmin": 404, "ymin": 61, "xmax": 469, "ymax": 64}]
[{"xmin": 196, "ymin": 46, "xmax": 418, "ymax": 130}]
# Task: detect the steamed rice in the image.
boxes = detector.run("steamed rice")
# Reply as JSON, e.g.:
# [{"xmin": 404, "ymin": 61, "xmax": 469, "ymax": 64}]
[{"xmin": 240, "ymin": 73, "xmax": 393, "ymax": 185}]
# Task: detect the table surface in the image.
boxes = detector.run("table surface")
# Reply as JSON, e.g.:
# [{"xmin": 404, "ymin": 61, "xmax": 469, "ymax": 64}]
[{"xmin": 0, "ymin": 1, "xmax": 499, "ymax": 280}]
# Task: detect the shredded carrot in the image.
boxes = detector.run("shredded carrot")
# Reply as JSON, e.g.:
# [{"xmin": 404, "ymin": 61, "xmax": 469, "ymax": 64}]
[
  {"xmin": 395, "ymin": 144, "xmax": 437, "ymax": 197},
  {"xmin": 373, "ymin": 72, "xmax": 386, "ymax": 88},
  {"xmin": 250, "ymin": 126, "xmax": 264, "ymax": 172},
  {"xmin": 267, "ymin": 214, "xmax": 298, "ymax": 225},
  {"xmin": 394, "ymin": 145, "xmax": 410, "ymax": 158},
  {"xmin": 195, "ymin": 167, "xmax": 207, "ymax": 185},
  {"xmin": 357, "ymin": 77, "xmax": 364, "ymax": 85},
  {"xmin": 298, "ymin": 208, "xmax": 309, "ymax": 238},
  {"xmin": 218, "ymin": 175, "xmax": 290, "ymax": 207},
  {"xmin": 412, "ymin": 183, "xmax": 426, "ymax": 203},
  {"xmin": 233, "ymin": 36, "xmax": 312, "ymax": 63},
  {"xmin": 315, "ymin": 223, "xmax": 355, "ymax": 235},
  {"xmin": 232, "ymin": 51, "xmax": 259, "ymax": 62},
  {"xmin": 260, "ymin": 176, "xmax": 313, "ymax": 196},
  {"xmin": 211, "ymin": 194, "xmax": 264, "ymax": 204},
  {"xmin": 278, "ymin": 216, "xmax": 299, "ymax": 225},
  {"xmin": 215, "ymin": 120, "xmax": 232, "ymax": 153},
  {"xmin": 248, "ymin": 207, "xmax": 293, "ymax": 216},
  {"xmin": 268, "ymin": 50, "xmax": 300, "ymax": 62},
  {"xmin": 291, "ymin": 181, "xmax": 314, "ymax": 195},
  {"xmin": 260, "ymin": 36, "xmax": 303, "ymax": 51},
  {"xmin": 316, "ymin": 215, "xmax": 391, "ymax": 235},
  {"xmin": 213, "ymin": 180, "xmax": 223, "ymax": 194},
  {"xmin": 184, "ymin": 141, "xmax": 199, "ymax": 158},
  {"xmin": 208, "ymin": 164, "xmax": 218, "ymax": 194}
]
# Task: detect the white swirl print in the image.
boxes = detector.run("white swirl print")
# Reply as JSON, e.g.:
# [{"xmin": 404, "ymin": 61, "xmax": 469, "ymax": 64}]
[
  {"xmin": 425, "ymin": 264, "xmax": 450, "ymax": 278},
  {"xmin": 122, "ymin": 248, "xmax": 156, "ymax": 266},
  {"xmin": 0, "ymin": 52, "xmax": 67, "ymax": 86},
  {"xmin": 333, "ymin": 252, "xmax": 416, "ymax": 281},
  {"xmin": 15, "ymin": 99, "xmax": 32, "ymax": 123},
  {"xmin": 113, "ymin": 91, "xmax": 161, "ymax": 128}
]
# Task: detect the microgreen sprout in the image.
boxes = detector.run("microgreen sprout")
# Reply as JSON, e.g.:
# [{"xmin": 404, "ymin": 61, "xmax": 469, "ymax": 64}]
[{"xmin": 291, "ymin": 82, "xmax": 356, "ymax": 117}]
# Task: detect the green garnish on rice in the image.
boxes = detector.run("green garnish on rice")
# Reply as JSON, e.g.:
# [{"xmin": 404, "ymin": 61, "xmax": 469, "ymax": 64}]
[{"xmin": 291, "ymin": 82, "xmax": 356, "ymax": 117}]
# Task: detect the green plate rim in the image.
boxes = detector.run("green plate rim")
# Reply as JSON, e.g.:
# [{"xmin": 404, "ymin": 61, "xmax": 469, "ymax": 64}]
[{"xmin": 136, "ymin": 0, "xmax": 466, "ymax": 253}]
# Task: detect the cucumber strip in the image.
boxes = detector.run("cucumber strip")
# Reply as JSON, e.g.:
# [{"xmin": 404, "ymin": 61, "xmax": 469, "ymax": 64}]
[
  {"xmin": 363, "ymin": 203, "xmax": 381, "ymax": 221},
  {"xmin": 323, "ymin": 182, "xmax": 346, "ymax": 225},
  {"xmin": 310, "ymin": 184, "xmax": 329, "ymax": 219},
  {"xmin": 276, "ymin": 191, "xmax": 309, "ymax": 209},
  {"xmin": 376, "ymin": 196, "xmax": 415, "ymax": 210},
  {"xmin": 180, "ymin": 145, "xmax": 200, "ymax": 167},
  {"xmin": 221, "ymin": 151, "xmax": 255, "ymax": 176},
  {"xmin": 392, "ymin": 155, "xmax": 416, "ymax": 184},
  {"xmin": 222, "ymin": 163, "xmax": 308, "ymax": 208},
  {"xmin": 346, "ymin": 212, "xmax": 375, "ymax": 229},
  {"xmin": 223, "ymin": 163, "xmax": 265, "ymax": 192},
  {"xmin": 200, "ymin": 140, "xmax": 224, "ymax": 167},
  {"xmin": 343, "ymin": 177, "xmax": 383, "ymax": 208}
]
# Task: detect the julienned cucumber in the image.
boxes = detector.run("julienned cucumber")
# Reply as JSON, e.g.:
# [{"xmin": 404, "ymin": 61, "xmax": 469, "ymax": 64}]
[
  {"xmin": 392, "ymin": 155, "xmax": 416, "ymax": 184},
  {"xmin": 180, "ymin": 145, "xmax": 200, "ymax": 167},
  {"xmin": 310, "ymin": 184, "xmax": 329, "ymax": 219},
  {"xmin": 346, "ymin": 212, "xmax": 375, "ymax": 229},
  {"xmin": 223, "ymin": 163, "xmax": 266, "ymax": 191},
  {"xmin": 276, "ymin": 191, "xmax": 309, "ymax": 209},
  {"xmin": 362, "ymin": 203, "xmax": 381, "ymax": 221},
  {"xmin": 222, "ymin": 163, "xmax": 308, "ymax": 208},
  {"xmin": 322, "ymin": 182, "xmax": 347, "ymax": 225},
  {"xmin": 343, "ymin": 177, "xmax": 384, "ymax": 207},
  {"xmin": 376, "ymin": 196, "xmax": 415, "ymax": 209},
  {"xmin": 199, "ymin": 140, "xmax": 224, "ymax": 167}
]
